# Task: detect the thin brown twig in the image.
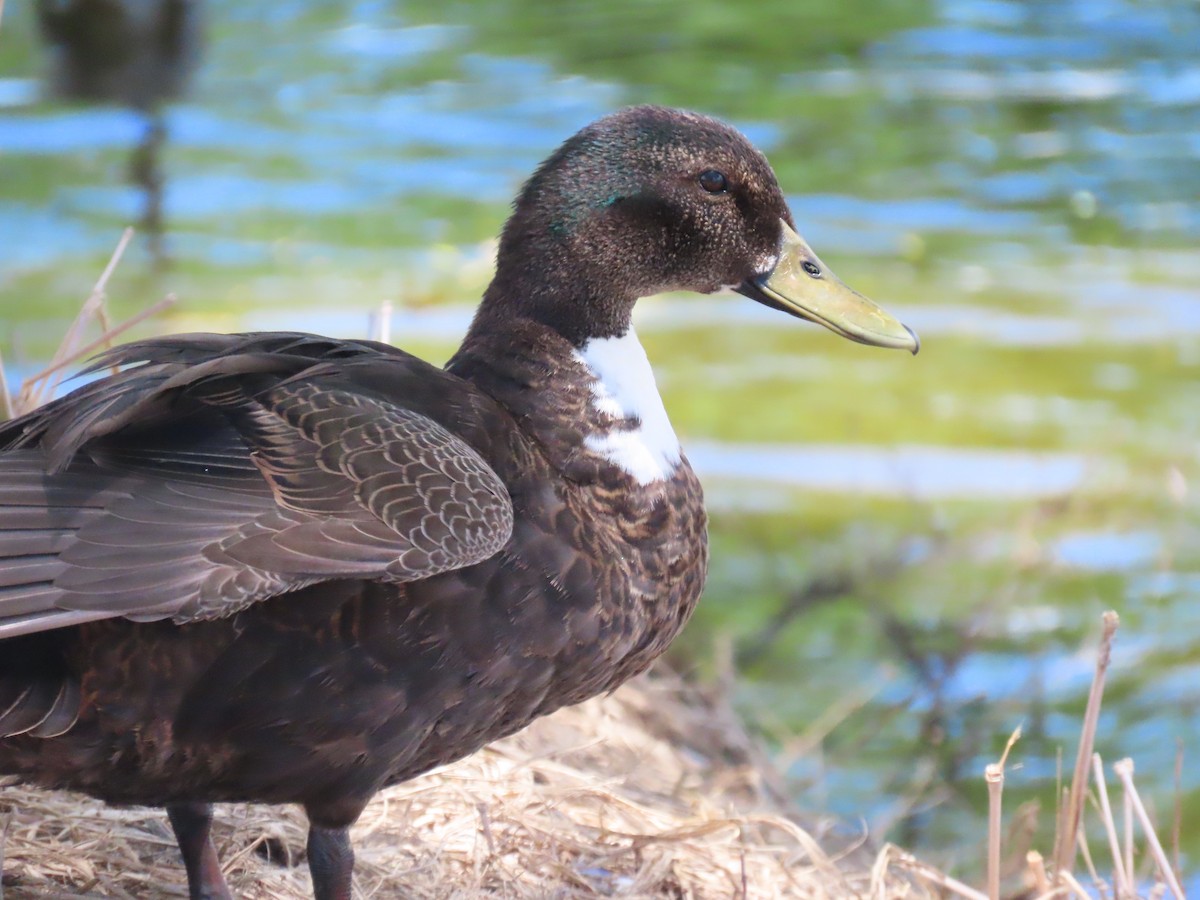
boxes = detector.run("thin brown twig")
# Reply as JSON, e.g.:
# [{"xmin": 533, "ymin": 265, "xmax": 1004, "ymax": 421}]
[
  {"xmin": 1112, "ymin": 759, "xmax": 1185, "ymax": 899},
  {"xmin": 1055, "ymin": 610, "xmax": 1119, "ymax": 880},
  {"xmin": 1093, "ymin": 753, "xmax": 1130, "ymax": 898}
]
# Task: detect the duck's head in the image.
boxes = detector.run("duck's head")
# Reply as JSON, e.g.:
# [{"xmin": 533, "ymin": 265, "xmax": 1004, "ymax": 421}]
[{"xmin": 478, "ymin": 105, "xmax": 918, "ymax": 354}]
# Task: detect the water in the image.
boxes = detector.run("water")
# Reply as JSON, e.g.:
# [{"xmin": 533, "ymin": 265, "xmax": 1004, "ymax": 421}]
[{"xmin": 1, "ymin": 0, "xmax": 1198, "ymax": 880}]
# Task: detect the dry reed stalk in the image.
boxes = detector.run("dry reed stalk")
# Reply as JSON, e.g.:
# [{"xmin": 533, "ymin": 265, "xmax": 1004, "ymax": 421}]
[
  {"xmin": 1058, "ymin": 868, "xmax": 1094, "ymax": 900},
  {"xmin": 93, "ymin": 302, "xmax": 120, "ymax": 378},
  {"xmin": 1112, "ymin": 759, "xmax": 1185, "ymax": 899},
  {"xmin": 1074, "ymin": 818, "xmax": 1106, "ymax": 899},
  {"xmin": 985, "ymin": 725, "xmax": 1021, "ymax": 900},
  {"xmin": 1, "ymin": 804, "xmax": 9, "ymax": 900},
  {"xmin": 986, "ymin": 777, "xmax": 1001, "ymax": 900},
  {"xmin": 1092, "ymin": 753, "xmax": 1130, "ymax": 898},
  {"xmin": 1052, "ymin": 748, "xmax": 1064, "ymax": 867},
  {"xmin": 1124, "ymin": 779, "xmax": 1134, "ymax": 890},
  {"xmin": 1172, "ymin": 739, "xmax": 1182, "ymax": 882},
  {"xmin": 0, "ymin": 353, "xmax": 13, "ymax": 422},
  {"xmin": 15, "ymin": 228, "xmax": 137, "ymax": 412},
  {"xmin": 14, "ymin": 295, "xmax": 177, "ymax": 414},
  {"xmin": 1028, "ymin": 849, "xmax": 1051, "ymax": 895},
  {"xmin": 778, "ymin": 678, "xmax": 884, "ymax": 769},
  {"xmin": 375, "ymin": 299, "xmax": 394, "ymax": 344},
  {"xmin": 1054, "ymin": 610, "xmax": 1119, "ymax": 881},
  {"xmin": 884, "ymin": 845, "xmax": 990, "ymax": 900}
]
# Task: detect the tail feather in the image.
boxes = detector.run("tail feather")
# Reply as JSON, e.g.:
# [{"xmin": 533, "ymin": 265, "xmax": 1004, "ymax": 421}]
[
  {"xmin": 0, "ymin": 451, "xmax": 114, "ymax": 639},
  {"xmin": 0, "ymin": 584, "xmax": 64, "ymax": 618},
  {"xmin": 0, "ymin": 506, "xmax": 104, "ymax": 530},
  {"xmin": 28, "ymin": 676, "xmax": 81, "ymax": 738},
  {"xmin": 0, "ymin": 529, "xmax": 75, "ymax": 556},
  {"xmin": 0, "ymin": 554, "xmax": 67, "ymax": 588},
  {"xmin": 0, "ymin": 608, "xmax": 113, "ymax": 641},
  {"xmin": 0, "ymin": 671, "xmax": 81, "ymax": 737},
  {"xmin": 0, "ymin": 677, "xmax": 67, "ymax": 737}
]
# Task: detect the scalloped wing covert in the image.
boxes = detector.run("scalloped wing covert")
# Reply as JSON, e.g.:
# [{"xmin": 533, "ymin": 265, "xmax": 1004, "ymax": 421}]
[{"xmin": 0, "ymin": 334, "xmax": 514, "ymax": 637}]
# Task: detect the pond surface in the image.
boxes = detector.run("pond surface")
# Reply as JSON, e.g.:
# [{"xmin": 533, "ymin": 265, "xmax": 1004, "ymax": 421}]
[{"xmin": 2, "ymin": 0, "xmax": 1199, "ymax": 885}]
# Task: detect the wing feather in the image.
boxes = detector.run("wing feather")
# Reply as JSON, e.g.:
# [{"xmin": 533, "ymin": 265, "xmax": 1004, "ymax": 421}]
[{"xmin": 0, "ymin": 333, "xmax": 514, "ymax": 636}]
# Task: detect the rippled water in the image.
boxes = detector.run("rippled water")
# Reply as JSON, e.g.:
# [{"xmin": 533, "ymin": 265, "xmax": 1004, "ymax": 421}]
[{"xmin": 1, "ymin": 0, "xmax": 1198, "ymax": 881}]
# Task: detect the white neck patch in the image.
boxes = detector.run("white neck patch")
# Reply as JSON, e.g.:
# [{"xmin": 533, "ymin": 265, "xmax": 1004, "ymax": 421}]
[{"xmin": 575, "ymin": 329, "xmax": 681, "ymax": 485}]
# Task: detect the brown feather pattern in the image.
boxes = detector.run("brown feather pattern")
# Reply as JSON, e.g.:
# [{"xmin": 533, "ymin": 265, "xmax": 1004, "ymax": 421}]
[{"xmin": 0, "ymin": 334, "xmax": 514, "ymax": 634}]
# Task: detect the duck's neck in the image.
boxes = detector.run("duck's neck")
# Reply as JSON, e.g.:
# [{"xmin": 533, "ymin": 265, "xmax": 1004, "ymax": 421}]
[
  {"xmin": 470, "ymin": 262, "xmax": 637, "ymax": 349},
  {"xmin": 574, "ymin": 328, "xmax": 681, "ymax": 485},
  {"xmin": 449, "ymin": 308, "xmax": 682, "ymax": 487}
]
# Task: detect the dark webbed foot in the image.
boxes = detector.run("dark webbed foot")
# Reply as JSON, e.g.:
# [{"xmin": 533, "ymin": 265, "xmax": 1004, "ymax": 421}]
[
  {"xmin": 306, "ymin": 823, "xmax": 355, "ymax": 900},
  {"xmin": 166, "ymin": 802, "xmax": 232, "ymax": 900}
]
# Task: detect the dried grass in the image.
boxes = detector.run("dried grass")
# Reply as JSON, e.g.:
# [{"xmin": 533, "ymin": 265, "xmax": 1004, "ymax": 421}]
[
  {"xmin": 981, "ymin": 612, "xmax": 1186, "ymax": 900},
  {"xmin": 0, "ymin": 670, "xmax": 933, "ymax": 899},
  {"xmin": 4, "ymin": 229, "xmax": 176, "ymax": 420}
]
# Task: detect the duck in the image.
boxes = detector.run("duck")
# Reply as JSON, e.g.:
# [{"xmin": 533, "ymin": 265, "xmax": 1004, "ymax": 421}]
[
  {"xmin": 0, "ymin": 106, "xmax": 918, "ymax": 900},
  {"xmin": 37, "ymin": 0, "xmax": 202, "ymax": 111},
  {"xmin": 36, "ymin": 0, "xmax": 204, "ymax": 266}
]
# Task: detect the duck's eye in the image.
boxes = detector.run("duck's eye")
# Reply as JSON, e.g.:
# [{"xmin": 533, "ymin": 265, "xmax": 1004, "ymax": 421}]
[
  {"xmin": 698, "ymin": 170, "xmax": 728, "ymax": 194},
  {"xmin": 802, "ymin": 261, "xmax": 822, "ymax": 278}
]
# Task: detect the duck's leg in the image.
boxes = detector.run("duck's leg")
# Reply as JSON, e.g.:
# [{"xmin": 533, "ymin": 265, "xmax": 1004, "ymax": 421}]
[
  {"xmin": 306, "ymin": 822, "xmax": 355, "ymax": 900},
  {"xmin": 166, "ymin": 802, "xmax": 233, "ymax": 900}
]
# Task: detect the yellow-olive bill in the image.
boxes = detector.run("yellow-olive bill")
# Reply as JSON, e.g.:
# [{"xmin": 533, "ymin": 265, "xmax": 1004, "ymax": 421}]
[{"xmin": 738, "ymin": 220, "xmax": 920, "ymax": 354}]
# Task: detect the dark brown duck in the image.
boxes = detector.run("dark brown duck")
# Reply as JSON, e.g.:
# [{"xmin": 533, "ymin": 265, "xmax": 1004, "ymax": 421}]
[{"xmin": 0, "ymin": 106, "xmax": 918, "ymax": 899}]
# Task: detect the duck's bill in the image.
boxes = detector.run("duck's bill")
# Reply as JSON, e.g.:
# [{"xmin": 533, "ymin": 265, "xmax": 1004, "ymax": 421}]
[{"xmin": 736, "ymin": 220, "xmax": 920, "ymax": 354}]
